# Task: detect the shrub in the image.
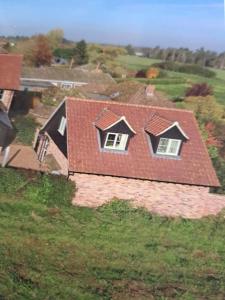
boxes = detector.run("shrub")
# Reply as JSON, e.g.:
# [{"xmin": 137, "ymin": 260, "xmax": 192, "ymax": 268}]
[
  {"xmin": 12, "ymin": 115, "xmax": 38, "ymax": 145},
  {"xmin": 135, "ymin": 69, "xmax": 146, "ymax": 78},
  {"xmin": 24, "ymin": 174, "xmax": 75, "ymax": 207},
  {"xmin": 152, "ymin": 61, "xmax": 216, "ymax": 78},
  {"xmin": 146, "ymin": 67, "xmax": 159, "ymax": 79},
  {"xmin": 186, "ymin": 83, "xmax": 214, "ymax": 97}
]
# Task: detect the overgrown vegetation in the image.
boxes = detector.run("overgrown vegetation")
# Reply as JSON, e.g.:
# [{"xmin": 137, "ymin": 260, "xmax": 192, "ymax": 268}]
[
  {"xmin": 152, "ymin": 61, "xmax": 216, "ymax": 78},
  {"xmin": 1, "ymin": 168, "xmax": 225, "ymax": 299},
  {"xmin": 12, "ymin": 115, "xmax": 39, "ymax": 145}
]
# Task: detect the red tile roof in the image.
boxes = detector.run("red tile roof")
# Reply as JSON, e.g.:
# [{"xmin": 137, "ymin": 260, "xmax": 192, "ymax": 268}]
[
  {"xmin": 145, "ymin": 113, "xmax": 173, "ymax": 136},
  {"xmin": 95, "ymin": 109, "xmax": 120, "ymax": 131},
  {"xmin": 0, "ymin": 54, "xmax": 22, "ymax": 90},
  {"xmin": 66, "ymin": 98, "xmax": 220, "ymax": 187}
]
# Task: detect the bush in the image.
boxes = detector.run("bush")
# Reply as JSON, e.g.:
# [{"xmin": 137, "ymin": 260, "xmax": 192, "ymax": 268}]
[
  {"xmin": 146, "ymin": 67, "xmax": 159, "ymax": 79},
  {"xmin": 24, "ymin": 174, "xmax": 75, "ymax": 207},
  {"xmin": 136, "ymin": 68, "xmax": 167, "ymax": 79},
  {"xmin": 186, "ymin": 83, "xmax": 214, "ymax": 97},
  {"xmin": 12, "ymin": 115, "xmax": 38, "ymax": 145},
  {"xmin": 152, "ymin": 61, "xmax": 216, "ymax": 78}
]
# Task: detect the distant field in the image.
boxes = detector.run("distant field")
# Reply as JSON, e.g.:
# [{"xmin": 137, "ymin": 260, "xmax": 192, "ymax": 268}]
[
  {"xmin": 116, "ymin": 55, "xmax": 161, "ymax": 70},
  {"xmin": 117, "ymin": 55, "xmax": 225, "ymax": 105}
]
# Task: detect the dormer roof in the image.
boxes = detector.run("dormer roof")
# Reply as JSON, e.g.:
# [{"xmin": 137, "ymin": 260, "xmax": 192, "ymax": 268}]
[
  {"xmin": 95, "ymin": 108, "xmax": 136, "ymax": 134},
  {"xmin": 145, "ymin": 113, "xmax": 189, "ymax": 139}
]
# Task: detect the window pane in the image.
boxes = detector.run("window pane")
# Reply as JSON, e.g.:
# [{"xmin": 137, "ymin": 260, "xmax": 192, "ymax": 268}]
[
  {"xmin": 168, "ymin": 140, "xmax": 179, "ymax": 154},
  {"xmin": 157, "ymin": 138, "xmax": 169, "ymax": 153},
  {"xmin": 105, "ymin": 134, "xmax": 116, "ymax": 147},
  {"xmin": 115, "ymin": 134, "xmax": 122, "ymax": 146}
]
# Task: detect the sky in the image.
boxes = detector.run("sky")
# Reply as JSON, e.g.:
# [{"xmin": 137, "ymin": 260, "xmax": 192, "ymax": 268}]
[{"xmin": 0, "ymin": 0, "xmax": 225, "ymax": 52}]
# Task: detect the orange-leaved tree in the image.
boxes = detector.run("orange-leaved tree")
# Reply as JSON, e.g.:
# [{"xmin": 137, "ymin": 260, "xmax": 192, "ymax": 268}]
[{"xmin": 146, "ymin": 67, "xmax": 159, "ymax": 79}]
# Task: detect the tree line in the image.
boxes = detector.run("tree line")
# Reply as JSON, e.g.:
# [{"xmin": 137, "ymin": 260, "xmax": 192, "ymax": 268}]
[{"xmin": 126, "ymin": 45, "xmax": 225, "ymax": 69}]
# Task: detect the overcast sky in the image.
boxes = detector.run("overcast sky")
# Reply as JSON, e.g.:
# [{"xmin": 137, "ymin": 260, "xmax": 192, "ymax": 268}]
[{"xmin": 0, "ymin": 0, "xmax": 224, "ymax": 51}]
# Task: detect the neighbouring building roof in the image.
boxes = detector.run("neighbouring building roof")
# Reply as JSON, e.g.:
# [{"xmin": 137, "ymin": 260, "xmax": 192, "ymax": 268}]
[
  {"xmin": 22, "ymin": 67, "xmax": 115, "ymax": 85},
  {"xmin": 65, "ymin": 98, "xmax": 219, "ymax": 187},
  {"xmin": 103, "ymin": 81, "xmax": 175, "ymax": 108},
  {"xmin": 0, "ymin": 54, "xmax": 23, "ymax": 90}
]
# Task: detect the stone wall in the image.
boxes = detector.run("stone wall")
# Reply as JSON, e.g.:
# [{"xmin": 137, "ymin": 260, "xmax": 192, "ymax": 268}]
[{"xmin": 71, "ymin": 173, "xmax": 225, "ymax": 219}]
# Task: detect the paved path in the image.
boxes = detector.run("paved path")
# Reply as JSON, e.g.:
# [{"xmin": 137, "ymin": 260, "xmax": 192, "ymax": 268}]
[{"xmin": 0, "ymin": 144, "xmax": 47, "ymax": 172}]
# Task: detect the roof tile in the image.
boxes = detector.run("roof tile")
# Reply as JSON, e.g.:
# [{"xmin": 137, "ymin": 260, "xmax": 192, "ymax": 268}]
[
  {"xmin": 0, "ymin": 54, "xmax": 22, "ymax": 90},
  {"xmin": 66, "ymin": 97, "xmax": 220, "ymax": 187}
]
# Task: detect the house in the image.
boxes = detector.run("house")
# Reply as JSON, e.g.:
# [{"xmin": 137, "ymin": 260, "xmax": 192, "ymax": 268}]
[
  {"xmin": 34, "ymin": 97, "xmax": 222, "ymax": 212},
  {"xmin": 0, "ymin": 54, "xmax": 23, "ymax": 112},
  {"xmin": 102, "ymin": 81, "xmax": 175, "ymax": 108},
  {"xmin": 0, "ymin": 106, "xmax": 15, "ymax": 166},
  {"xmin": 21, "ymin": 67, "xmax": 115, "ymax": 93}
]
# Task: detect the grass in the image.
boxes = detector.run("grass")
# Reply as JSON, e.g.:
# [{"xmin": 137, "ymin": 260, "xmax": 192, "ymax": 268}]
[
  {"xmin": 1, "ymin": 168, "xmax": 225, "ymax": 299},
  {"xmin": 116, "ymin": 55, "xmax": 161, "ymax": 71},
  {"xmin": 11, "ymin": 114, "xmax": 39, "ymax": 146},
  {"xmin": 116, "ymin": 55, "xmax": 225, "ymax": 105}
]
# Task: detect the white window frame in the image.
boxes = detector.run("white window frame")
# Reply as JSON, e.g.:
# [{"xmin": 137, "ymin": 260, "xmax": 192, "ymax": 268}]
[
  {"xmin": 104, "ymin": 132, "xmax": 128, "ymax": 151},
  {"xmin": 0, "ymin": 89, "xmax": 4, "ymax": 100},
  {"xmin": 61, "ymin": 82, "xmax": 73, "ymax": 90},
  {"xmin": 157, "ymin": 138, "xmax": 181, "ymax": 156},
  {"xmin": 58, "ymin": 116, "xmax": 67, "ymax": 136}
]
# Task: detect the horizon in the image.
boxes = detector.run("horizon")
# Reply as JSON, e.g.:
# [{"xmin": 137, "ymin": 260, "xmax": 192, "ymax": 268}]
[{"xmin": 0, "ymin": 0, "xmax": 225, "ymax": 52}]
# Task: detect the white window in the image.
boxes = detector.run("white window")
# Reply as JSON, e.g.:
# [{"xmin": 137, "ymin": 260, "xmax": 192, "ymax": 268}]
[
  {"xmin": 58, "ymin": 116, "xmax": 67, "ymax": 135},
  {"xmin": 104, "ymin": 133, "xmax": 128, "ymax": 151},
  {"xmin": 61, "ymin": 83, "xmax": 73, "ymax": 90},
  {"xmin": 157, "ymin": 138, "xmax": 181, "ymax": 156},
  {"xmin": 0, "ymin": 90, "xmax": 4, "ymax": 100}
]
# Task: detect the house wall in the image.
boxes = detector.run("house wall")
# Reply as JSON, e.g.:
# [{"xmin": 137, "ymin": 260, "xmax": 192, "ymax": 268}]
[
  {"xmin": 70, "ymin": 173, "xmax": 225, "ymax": 218},
  {"xmin": 44, "ymin": 133, "xmax": 68, "ymax": 175},
  {"xmin": 43, "ymin": 103, "xmax": 67, "ymax": 157},
  {"xmin": 1, "ymin": 90, "xmax": 14, "ymax": 112}
]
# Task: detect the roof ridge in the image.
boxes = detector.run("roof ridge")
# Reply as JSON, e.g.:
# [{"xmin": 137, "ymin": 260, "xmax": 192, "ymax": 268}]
[{"xmin": 66, "ymin": 97, "xmax": 194, "ymax": 114}]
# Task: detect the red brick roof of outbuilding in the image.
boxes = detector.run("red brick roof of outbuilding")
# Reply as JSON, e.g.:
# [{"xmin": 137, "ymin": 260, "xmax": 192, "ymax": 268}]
[
  {"xmin": 0, "ymin": 54, "xmax": 23, "ymax": 90},
  {"xmin": 66, "ymin": 97, "xmax": 220, "ymax": 187},
  {"xmin": 95, "ymin": 108, "xmax": 121, "ymax": 131}
]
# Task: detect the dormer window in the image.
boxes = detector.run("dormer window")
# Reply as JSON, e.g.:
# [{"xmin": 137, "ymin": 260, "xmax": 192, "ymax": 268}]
[
  {"xmin": 157, "ymin": 138, "xmax": 181, "ymax": 156},
  {"xmin": 95, "ymin": 108, "xmax": 136, "ymax": 152},
  {"xmin": 104, "ymin": 133, "xmax": 128, "ymax": 151},
  {"xmin": 145, "ymin": 113, "xmax": 189, "ymax": 158}
]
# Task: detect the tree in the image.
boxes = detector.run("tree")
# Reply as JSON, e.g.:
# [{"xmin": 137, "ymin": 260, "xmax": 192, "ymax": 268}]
[
  {"xmin": 73, "ymin": 40, "xmax": 89, "ymax": 65},
  {"xmin": 184, "ymin": 96, "xmax": 224, "ymax": 123},
  {"xmin": 32, "ymin": 35, "xmax": 52, "ymax": 66},
  {"xmin": 185, "ymin": 83, "xmax": 213, "ymax": 97},
  {"xmin": 47, "ymin": 28, "xmax": 64, "ymax": 50},
  {"xmin": 146, "ymin": 67, "xmax": 159, "ymax": 79},
  {"xmin": 125, "ymin": 44, "xmax": 135, "ymax": 55}
]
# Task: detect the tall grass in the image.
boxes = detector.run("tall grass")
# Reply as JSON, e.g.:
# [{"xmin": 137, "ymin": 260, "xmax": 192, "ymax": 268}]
[{"xmin": 1, "ymin": 169, "xmax": 225, "ymax": 299}]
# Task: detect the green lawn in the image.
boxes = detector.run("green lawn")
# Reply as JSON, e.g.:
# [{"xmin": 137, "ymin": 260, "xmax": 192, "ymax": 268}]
[
  {"xmin": 116, "ymin": 55, "xmax": 225, "ymax": 105},
  {"xmin": 116, "ymin": 55, "xmax": 161, "ymax": 71},
  {"xmin": 1, "ymin": 168, "xmax": 225, "ymax": 299}
]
